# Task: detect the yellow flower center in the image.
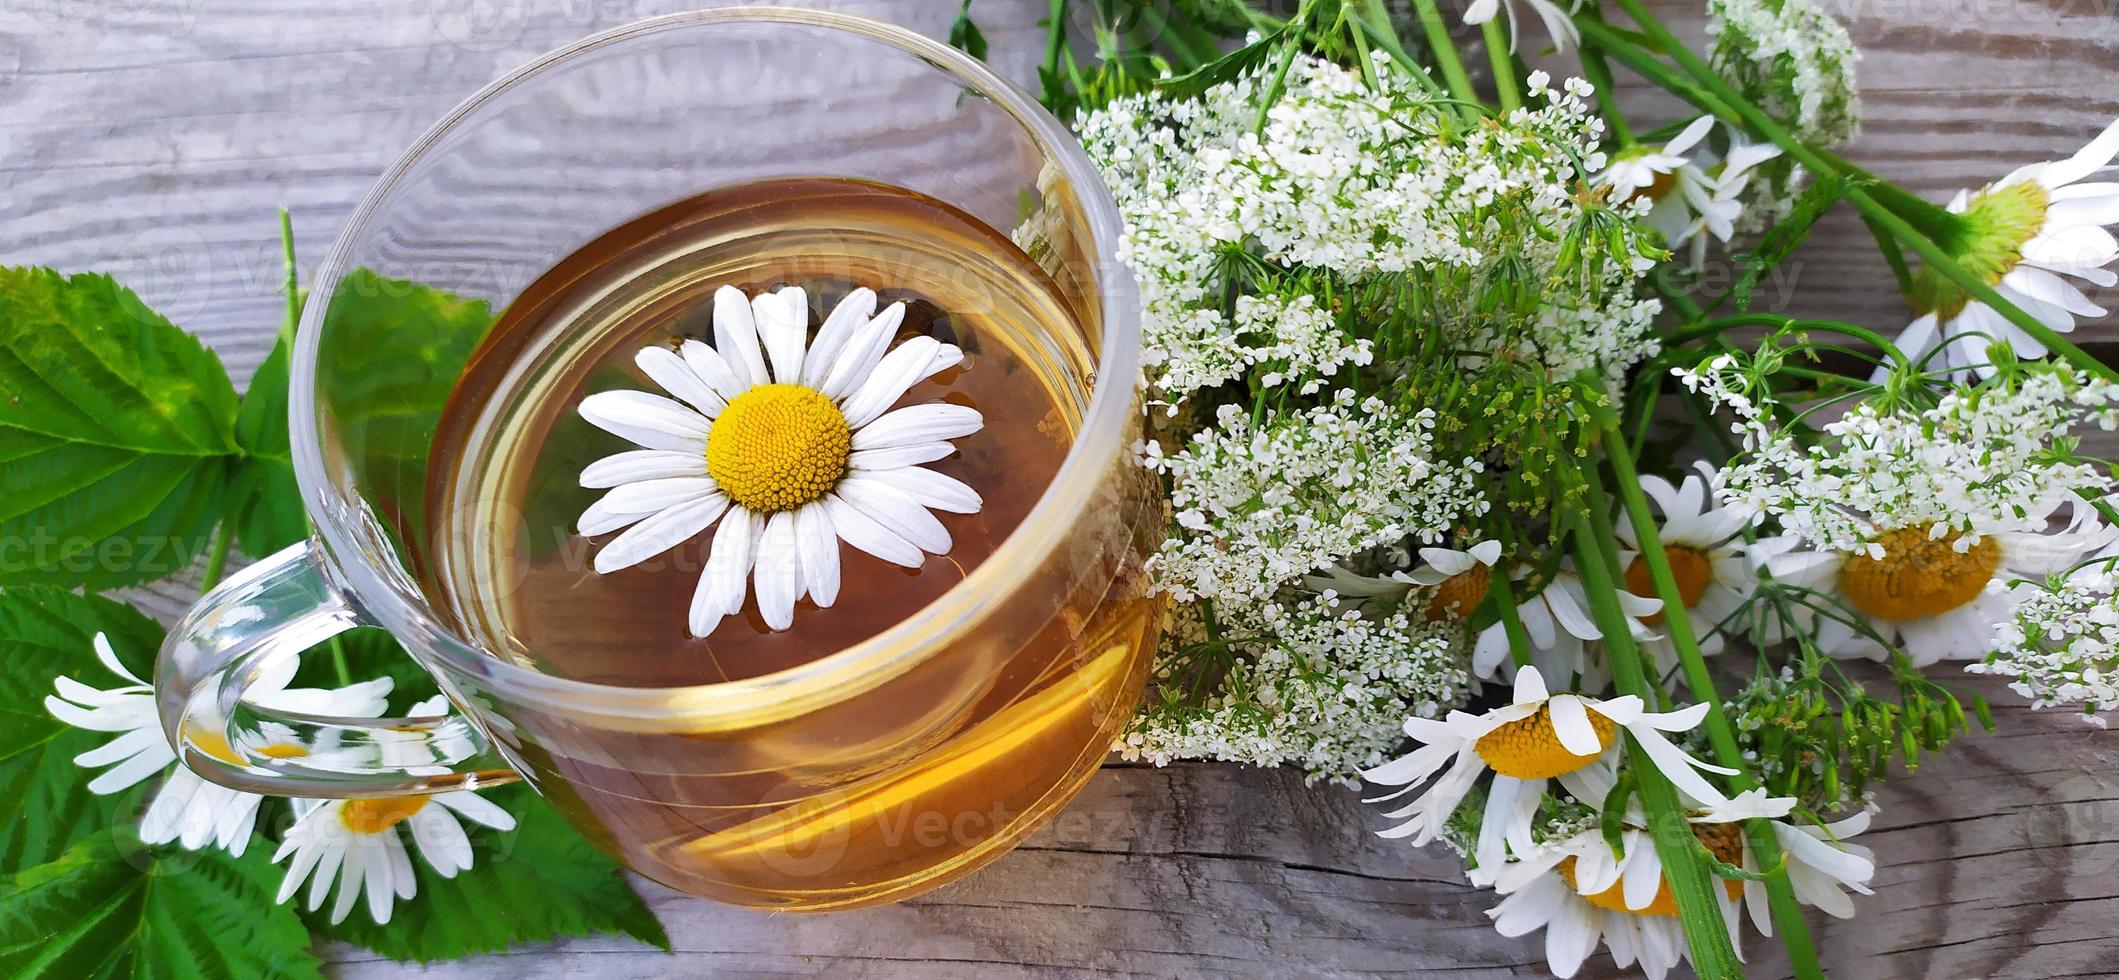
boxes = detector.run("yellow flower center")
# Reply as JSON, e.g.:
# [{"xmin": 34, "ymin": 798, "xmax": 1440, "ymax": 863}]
[
  {"xmin": 339, "ymin": 797, "xmax": 431, "ymax": 835},
  {"xmin": 1909, "ymin": 180, "xmax": 2049, "ymax": 321},
  {"xmin": 705, "ymin": 383, "xmax": 851, "ymax": 513},
  {"xmin": 1624, "ymin": 545, "xmax": 1713, "ymax": 626},
  {"xmin": 191, "ymin": 730, "xmax": 308, "ymax": 765},
  {"xmin": 1425, "ymin": 568, "xmax": 1491, "ymax": 621},
  {"xmin": 1558, "ymin": 821, "xmax": 1747, "ymax": 916},
  {"xmin": 1839, "ymin": 525, "xmax": 2000, "ymax": 621},
  {"xmin": 1474, "ymin": 704, "xmax": 1618, "ymax": 780}
]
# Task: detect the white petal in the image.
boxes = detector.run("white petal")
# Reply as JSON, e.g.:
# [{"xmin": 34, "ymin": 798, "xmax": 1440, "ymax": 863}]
[
  {"xmin": 839, "ymin": 337, "xmax": 946, "ymax": 428},
  {"xmin": 820, "ymin": 301, "xmax": 907, "ymax": 400},
  {"xmin": 852, "ymin": 403, "xmax": 984, "ymax": 451},
  {"xmin": 432, "ymin": 790, "xmax": 517, "ymax": 831},
  {"xmin": 1547, "ymin": 695, "xmax": 1604, "ymax": 756},
  {"xmin": 1512, "ymin": 665, "xmax": 1550, "ymax": 705},
  {"xmin": 821, "ymin": 492, "xmax": 924, "ymax": 568},
  {"xmin": 85, "ymin": 742, "xmax": 174, "ymax": 795},
  {"xmin": 801, "ymin": 288, "xmax": 878, "ymax": 388},
  {"xmin": 793, "ymin": 503, "xmax": 841, "ymax": 608},
  {"xmin": 409, "ymin": 805, "xmax": 472, "ymax": 876},
  {"xmin": 713, "ymin": 285, "xmax": 769, "ymax": 387},
  {"xmin": 635, "ymin": 346, "xmax": 727, "ymax": 417},
  {"xmin": 838, "ymin": 476, "xmax": 951, "ymax": 554},
  {"xmin": 679, "ymin": 338, "xmax": 750, "ymax": 402},
  {"xmin": 593, "ymin": 492, "xmax": 730, "ymax": 573},
  {"xmin": 752, "ymin": 511, "xmax": 803, "ymax": 631},
  {"xmin": 579, "ymin": 450, "xmax": 706, "ymax": 488},
  {"xmin": 690, "ymin": 510, "xmax": 761, "ymax": 636},
  {"xmin": 2036, "ymin": 116, "xmax": 2119, "ymax": 189},
  {"xmin": 756, "ymin": 287, "xmax": 809, "ymax": 384},
  {"xmin": 862, "ymin": 465, "xmax": 982, "ymax": 514},
  {"xmin": 849, "ymin": 443, "xmax": 957, "ymax": 471},
  {"xmin": 578, "ymin": 390, "xmax": 710, "ymax": 453}
]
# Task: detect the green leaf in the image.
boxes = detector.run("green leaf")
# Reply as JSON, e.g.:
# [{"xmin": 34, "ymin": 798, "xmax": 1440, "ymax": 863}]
[
  {"xmin": 0, "ymin": 268, "xmax": 241, "ymax": 589},
  {"xmin": 0, "ymin": 588, "xmax": 165, "ymax": 874},
  {"xmin": 314, "ymin": 269, "xmax": 493, "ymax": 549},
  {"xmin": 1156, "ymin": 24, "xmax": 1289, "ymax": 100},
  {"xmin": 0, "ymin": 833, "xmax": 324, "ymax": 980},
  {"xmin": 947, "ymin": 0, "xmax": 987, "ymax": 60},
  {"xmin": 228, "ymin": 330, "xmax": 305, "ymax": 559},
  {"xmin": 308, "ymin": 786, "xmax": 669, "ymax": 961}
]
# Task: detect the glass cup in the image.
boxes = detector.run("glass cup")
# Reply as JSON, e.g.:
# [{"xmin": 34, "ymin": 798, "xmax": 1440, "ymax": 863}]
[{"xmin": 153, "ymin": 8, "xmax": 1162, "ymax": 910}]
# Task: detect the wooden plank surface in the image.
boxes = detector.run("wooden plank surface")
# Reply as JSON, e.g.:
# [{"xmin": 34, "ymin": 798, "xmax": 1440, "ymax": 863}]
[{"xmin": 4, "ymin": 1, "xmax": 2118, "ymax": 977}]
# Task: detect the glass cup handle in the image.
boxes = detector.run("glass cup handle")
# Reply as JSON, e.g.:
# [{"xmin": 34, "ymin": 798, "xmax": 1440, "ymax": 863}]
[{"xmin": 154, "ymin": 540, "xmax": 522, "ymax": 798}]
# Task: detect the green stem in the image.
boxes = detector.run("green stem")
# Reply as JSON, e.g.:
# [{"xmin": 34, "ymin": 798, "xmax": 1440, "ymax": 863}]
[
  {"xmin": 1409, "ymin": 0, "xmax": 1478, "ymax": 102},
  {"xmin": 1488, "ymin": 567, "xmax": 1537, "ymax": 669},
  {"xmin": 199, "ymin": 521, "xmax": 235, "ymax": 592},
  {"xmin": 1564, "ymin": 504, "xmax": 1743, "ymax": 980},
  {"xmin": 329, "ymin": 636, "xmax": 352, "ymax": 687},
  {"xmin": 1478, "ymin": 19, "xmax": 1519, "ymax": 111},
  {"xmin": 1581, "ymin": 382, "xmax": 1827, "ymax": 980}
]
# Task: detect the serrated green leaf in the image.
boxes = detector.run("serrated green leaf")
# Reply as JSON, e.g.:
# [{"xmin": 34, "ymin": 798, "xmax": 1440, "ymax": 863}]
[
  {"xmin": 0, "ymin": 833, "xmax": 324, "ymax": 980},
  {"xmin": 0, "ymin": 588, "xmax": 165, "ymax": 874},
  {"xmin": 307, "ymin": 786, "xmax": 668, "ymax": 961},
  {"xmin": 229, "ymin": 330, "xmax": 305, "ymax": 558},
  {"xmin": 315, "ymin": 269, "xmax": 493, "ymax": 549},
  {"xmin": 0, "ymin": 268, "xmax": 240, "ymax": 589}
]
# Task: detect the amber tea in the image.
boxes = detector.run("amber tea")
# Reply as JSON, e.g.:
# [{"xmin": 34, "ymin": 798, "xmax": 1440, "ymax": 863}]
[{"xmin": 421, "ymin": 178, "xmax": 1161, "ymax": 908}]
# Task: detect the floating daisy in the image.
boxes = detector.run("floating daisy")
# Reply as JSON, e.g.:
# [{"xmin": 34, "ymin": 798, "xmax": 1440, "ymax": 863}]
[
  {"xmin": 575, "ymin": 284, "xmax": 985, "ymax": 637},
  {"xmin": 272, "ymin": 736, "xmax": 518, "ymax": 925},
  {"xmin": 1616, "ymin": 462, "xmax": 1757, "ymax": 672},
  {"xmin": 1759, "ymin": 506, "xmax": 2113, "ymax": 665},
  {"xmin": 1890, "ymin": 117, "xmax": 2119, "ymax": 379},
  {"xmin": 46, "ymin": 632, "xmax": 391, "ymax": 856},
  {"xmin": 1363, "ymin": 666, "xmax": 1734, "ymax": 875},
  {"xmin": 1470, "ymin": 564, "xmax": 1661, "ymax": 689}
]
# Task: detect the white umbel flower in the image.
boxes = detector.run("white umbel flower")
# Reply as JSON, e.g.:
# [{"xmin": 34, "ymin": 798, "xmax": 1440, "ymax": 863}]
[
  {"xmin": 1890, "ymin": 117, "xmax": 2119, "ymax": 378},
  {"xmin": 272, "ymin": 771, "xmax": 517, "ymax": 925},
  {"xmin": 1617, "ymin": 462, "xmax": 1758, "ymax": 671},
  {"xmin": 46, "ymin": 633, "xmax": 391, "ymax": 856},
  {"xmin": 575, "ymin": 285, "xmax": 985, "ymax": 637},
  {"xmin": 1364, "ymin": 667, "xmax": 1734, "ymax": 875}
]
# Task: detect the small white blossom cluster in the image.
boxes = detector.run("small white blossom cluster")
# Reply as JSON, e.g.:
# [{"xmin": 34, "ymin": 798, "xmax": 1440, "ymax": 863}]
[
  {"xmin": 1119, "ymin": 596, "xmax": 1469, "ymax": 782},
  {"xmin": 1704, "ymin": 0, "xmax": 1860, "ymax": 235},
  {"xmin": 1148, "ymin": 392, "xmax": 1489, "ymax": 606},
  {"xmin": 1971, "ymin": 573, "xmax": 2119, "ymax": 725},
  {"xmin": 1078, "ymin": 54, "xmax": 1661, "ymax": 403},
  {"xmin": 1679, "ymin": 356, "xmax": 2119, "ymax": 552}
]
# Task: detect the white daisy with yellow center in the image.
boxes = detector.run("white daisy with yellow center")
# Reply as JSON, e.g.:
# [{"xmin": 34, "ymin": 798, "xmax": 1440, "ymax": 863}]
[
  {"xmin": 1616, "ymin": 462, "xmax": 1758, "ymax": 673},
  {"xmin": 1890, "ymin": 117, "xmax": 2119, "ymax": 379},
  {"xmin": 45, "ymin": 632, "xmax": 391, "ymax": 856},
  {"xmin": 1363, "ymin": 666, "xmax": 1734, "ymax": 876},
  {"xmin": 1304, "ymin": 540, "xmax": 1503, "ymax": 620},
  {"xmin": 272, "ymin": 698, "xmax": 517, "ymax": 926},
  {"xmin": 1470, "ymin": 563, "xmax": 1663, "ymax": 690},
  {"xmin": 576, "ymin": 284, "xmax": 985, "ymax": 637},
  {"xmin": 1759, "ymin": 507, "xmax": 2113, "ymax": 666},
  {"xmin": 1597, "ymin": 117, "xmax": 1719, "ymax": 245}
]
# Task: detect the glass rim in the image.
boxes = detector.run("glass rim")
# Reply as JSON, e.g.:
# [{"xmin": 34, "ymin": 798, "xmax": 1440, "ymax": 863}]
[{"xmin": 288, "ymin": 6, "xmax": 1141, "ymax": 721}]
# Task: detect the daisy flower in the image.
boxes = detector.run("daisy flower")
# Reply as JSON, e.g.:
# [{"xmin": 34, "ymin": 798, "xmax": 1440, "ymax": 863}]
[
  {"xmin": 1363, "ymin": 666, "xmax": 1734, "ymax": 875},
  {"xmin": 1616, "ymin": 462, "xmax": 1758, "ymax": 672},
  {"xmin": 1484, "ymin": 827, "xmax": 1695, "ymax": 979},
  {"xmin": 272, "ymin": 765, "xmax": 517, "ymax": 925},
  {"xmin": 46, "ymin": 632, "xmax": 392, "ymax": 856},
  {"xmin": 575, "ymin": 284, "xmax": 985, "ymax": 637},
  {"xmin": 1674, "ymin": 138, "xmax": 1786, "ymax": 269},
  {"xmin": 1470, "ymin": 564, "xmax": 1662, "ymax": 689},
  {"xmin": 1597, "ymin": 117, "xmax": 1720, "ymax": 252},
  {"xmin": 1304, "ymin": 540, "xmax": 1503, "ymax": 620},
  {"xmin": 1464, "ymin": 0, "xmax": 1581, "ymax": 52},
  {"xmin": 1760, "ymin": 506, "xmax": 2113, "ymax": 665},
  {"xmin": 1891, "ymin": 117, "xmax": 2119, "ymax": 379}
]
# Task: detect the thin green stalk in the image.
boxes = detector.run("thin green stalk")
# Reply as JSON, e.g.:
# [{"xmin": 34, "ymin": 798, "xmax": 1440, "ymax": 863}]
[
  {"xmin": 1581, "ymin": 384, "xmax": 1827, "ymax": 980},
  {"xmin": 199, "ymin": 521, "xmax": 235, "ymax": 592},
  {"xmin": 1488, "ymin": 568, "xmax": 1536, "ymax": 669},
  {"xmin": 1478, "ymin": 19, "xmax": 1519, "ymax": 111},
  {"xmin": 1564, "ymin": 507, "xmax": 1743, "ymax": 980},
  {"xmin": 1409, "ymin": 0, "xmax": 1477, "ymax": 102}
]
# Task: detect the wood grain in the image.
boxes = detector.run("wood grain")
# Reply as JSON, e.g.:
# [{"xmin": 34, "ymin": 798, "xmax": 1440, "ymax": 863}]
[{"xmin": 4, "ymin": 0, "xmax": 2117, "ymax": 977}]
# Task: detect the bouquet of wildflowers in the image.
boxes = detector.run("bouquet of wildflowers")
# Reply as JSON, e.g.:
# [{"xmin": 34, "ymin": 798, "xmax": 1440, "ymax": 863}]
[{"xmin": 989, "ymin": 0, "xmax": 2119, "ymax": 975}]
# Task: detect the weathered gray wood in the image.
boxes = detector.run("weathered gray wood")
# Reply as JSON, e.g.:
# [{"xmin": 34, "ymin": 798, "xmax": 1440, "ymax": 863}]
[{"xmin": 4, "ymin": 1, "xmax": 2118, "ymax": 977}]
